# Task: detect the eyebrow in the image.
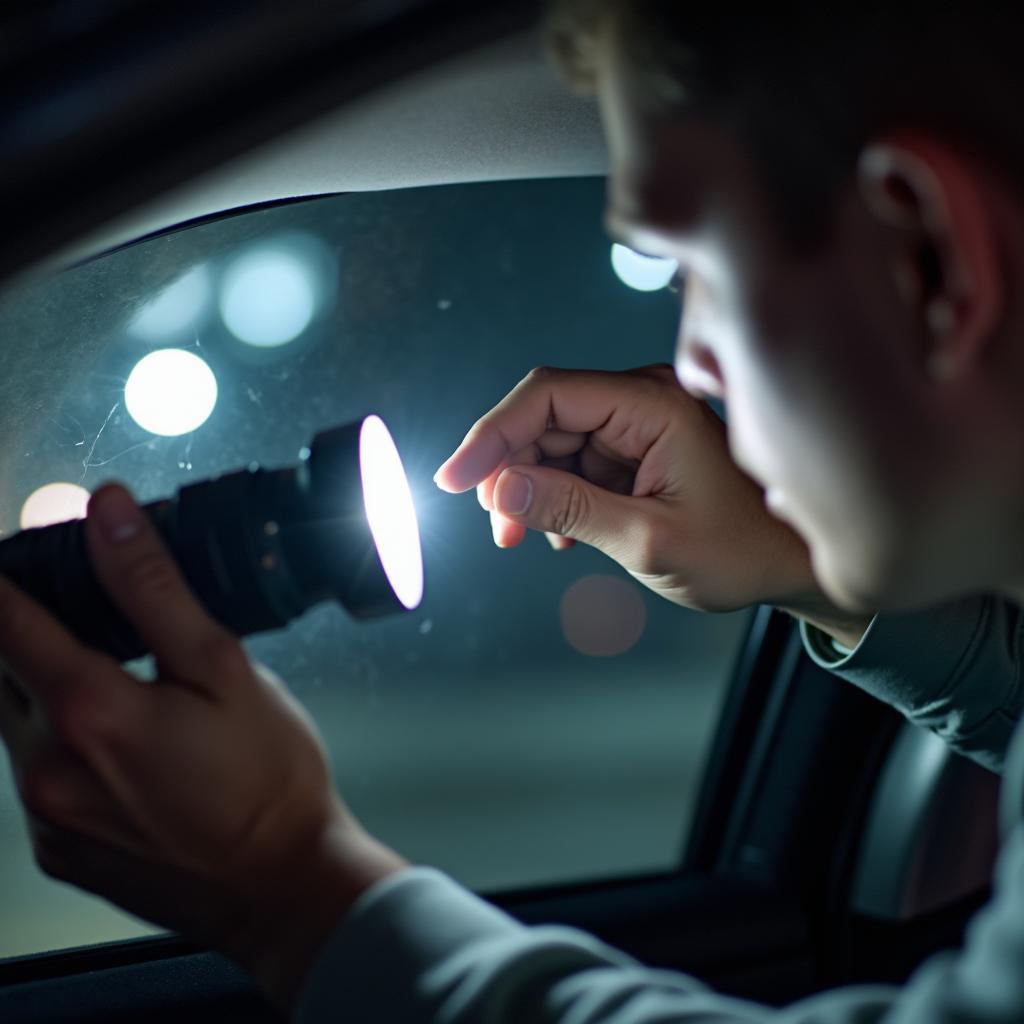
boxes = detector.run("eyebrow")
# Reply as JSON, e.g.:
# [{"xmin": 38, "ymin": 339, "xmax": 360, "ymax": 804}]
[
  {"xmin": 602, "ymin": 207, "xmax": 678, "ymax": 261},
  {"xmin": 602, "ymin": 208, "xmax": 650, "ymax": 252}
]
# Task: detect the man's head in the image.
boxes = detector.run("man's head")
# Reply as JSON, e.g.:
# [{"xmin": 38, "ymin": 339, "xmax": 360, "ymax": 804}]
[{"xmin": 547, "ymin": 1, "xmax": 1024, "ymax": 612}]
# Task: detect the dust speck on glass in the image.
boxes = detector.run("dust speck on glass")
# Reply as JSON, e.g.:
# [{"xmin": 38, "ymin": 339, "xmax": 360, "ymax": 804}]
[{"xmin": 0, "ymin": 178, "xmax": 752, "ymax": 959}]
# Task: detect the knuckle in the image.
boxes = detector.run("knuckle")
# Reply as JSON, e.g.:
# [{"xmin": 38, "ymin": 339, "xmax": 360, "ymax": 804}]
[
  {"xmin": 635, "ymin": 362, "xmax": 675, "ymax": 381},
  {"xmin": 631, "ymin": 523, "xmax": 665, "ymax": 577},
  {"xmin": 48, "ymin": 688, "xmax": 114, "ymax": 755},
  {"xmin": 124, "ymin": 551, "xmax": 182, "ymax": 602},
  {"xmin": 21, "ymin": 764, "xmax": 66, "ymax": 823},
  {"xmin": 632, "ymin": 365, "xmax": 675, "ymax": 399},
  {"xmin": 623, "ymin": 513, "xmax": 673, "ymax": 579},
  {"xmin": 524, "ymin": 365, "xmax": 560, "ymax": 387},
  {"xmin": 552, "ymin": 484, "xmax": 588, "ymax": 537}
]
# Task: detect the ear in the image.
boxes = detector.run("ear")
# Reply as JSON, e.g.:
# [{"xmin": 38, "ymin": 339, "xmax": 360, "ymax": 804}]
[{"xmin": 857, "ymin": 134, "xmax": 1004, "ymax": 381}]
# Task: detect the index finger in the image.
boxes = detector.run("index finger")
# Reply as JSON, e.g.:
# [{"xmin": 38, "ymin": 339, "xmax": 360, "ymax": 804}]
[{"xmin": 434, "ymin": 367, "xmax": 657, "ymax": 493}]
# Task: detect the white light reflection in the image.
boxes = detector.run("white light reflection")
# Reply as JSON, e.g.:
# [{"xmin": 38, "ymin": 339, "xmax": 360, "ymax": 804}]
[
  {"xmin": 20, "ymin": 482, "xmax": 91, "ymax": 529},
  {"xmin": 128, "ymin": 265, "xmax": 212, "ymax": 341},
  {"xmin": 359, "ymin": 416, "xmax": 423, "ymax": 611},
  {"xmin": 610, "ymin": 243, "xmax": 677, "ymax": 292},
  {"xmin": 560, "ymin": 574, "xmax": 647, "ymax": 657},
  {"xmin": 220, "ymin": 245, "xmax": 317, "ymax": 347},
  {"xmin": 125, "ymin": 349, "xmax": 218, "ymax": 436}
]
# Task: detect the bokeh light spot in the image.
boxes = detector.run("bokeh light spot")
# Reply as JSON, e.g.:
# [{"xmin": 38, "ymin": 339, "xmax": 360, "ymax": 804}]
[
  {"xmin": 560, "ymin": 574, "xmax": 647, "ymax": 657},
  {"xmin": 128, "ymin": 265, "xmax": 212, "ymax": 341},
  {"xmin": 219, "ymin": 245, "xmax": 317, "ymax": 347},
  {"xmin": 125, "ymin": 348, "xmax": 218, "ymax": 436},
  {"xmin": 610, "ymin": 243, "xmax": 677, "ymax": 292},
  {"xmin": 20, "ymin": 482, "xmax": 90, "ymax": 529}
]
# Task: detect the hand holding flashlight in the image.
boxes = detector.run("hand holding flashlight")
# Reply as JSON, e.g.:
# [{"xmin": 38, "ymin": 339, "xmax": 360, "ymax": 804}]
[
  {"xmin": 0, "ymin": 484, "xmax": 406, "ymax": 1008},
  {"xmin": 0, "ymin": 416, "xmax": 423, "ymax": 661},
  {"xmin": 435, "ymin": 364, "xmax": 832, "ymax": 618}
]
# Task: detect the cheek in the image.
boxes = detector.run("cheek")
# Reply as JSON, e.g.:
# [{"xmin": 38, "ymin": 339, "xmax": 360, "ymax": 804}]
[
  {"xmin": 711, "ymin": 287, "xmax": 813, "ymax": 492},
  {"xmin": 724, "ymin": 343, "xmax": 920, "ymax": 610},
  {"xmin": 717, "ymin": 241, "xmax": 942, "ymax": 607},
  {"xmin": 716, "ymin": 367, "xmax": 776, "ymax": 483},
  {"xmin": 718, "ymin": 302, "xmax": 866, "ymax": 542},
  {"xmin": 721, "ymin": 262, "xmax": 851, "ymax": 485}
]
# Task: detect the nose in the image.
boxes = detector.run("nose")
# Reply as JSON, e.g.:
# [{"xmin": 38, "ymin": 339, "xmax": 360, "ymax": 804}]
[
  {"xmin": 676, "ymin": 335, "xmax": 725, "ymax": 400},
  {"xmin": 674, "ymin": 273, "xmax": 725, "ymax": 400}
]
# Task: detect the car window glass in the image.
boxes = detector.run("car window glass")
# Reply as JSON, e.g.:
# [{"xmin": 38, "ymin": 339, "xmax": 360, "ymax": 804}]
[{"xmin": 0, "ymin": 179, "xmax": 752, "ymax": 959}]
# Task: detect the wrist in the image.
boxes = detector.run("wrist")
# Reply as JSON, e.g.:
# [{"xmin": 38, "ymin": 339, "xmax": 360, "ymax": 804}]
[
  {"xmin": 226, "ymin": 806, "xmax": 408, "ymax": 1009},
  {"xmin": 782, "ymin": 605, "xmax": 873, "ymax": 650},
  {"xmin": 771, "ymin": 575, "xmax": 874, "ymax": 649}
]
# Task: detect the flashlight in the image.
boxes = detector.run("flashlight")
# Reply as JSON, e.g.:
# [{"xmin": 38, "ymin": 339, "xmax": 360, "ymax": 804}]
[{"xmin": 0, "ymin": 416, "xmax": 423, "ymax": 661}]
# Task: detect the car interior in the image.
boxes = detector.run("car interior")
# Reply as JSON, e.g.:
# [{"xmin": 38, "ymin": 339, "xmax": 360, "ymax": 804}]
[{"xmin": 0, "ymin": 2, "xmax": 1004, "ymax": 1021}]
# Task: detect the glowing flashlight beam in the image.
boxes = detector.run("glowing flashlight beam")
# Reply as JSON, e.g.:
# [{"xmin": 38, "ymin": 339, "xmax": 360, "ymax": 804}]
[{"xmin": 359, "ymin": 416, "xmax": 423, "ymax": 611}]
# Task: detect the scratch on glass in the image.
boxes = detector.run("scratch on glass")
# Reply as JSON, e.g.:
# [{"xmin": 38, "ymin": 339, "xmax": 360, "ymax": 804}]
[{"xmin": 78, "ymin": 401, "xmax": 120, "ymax": 482}]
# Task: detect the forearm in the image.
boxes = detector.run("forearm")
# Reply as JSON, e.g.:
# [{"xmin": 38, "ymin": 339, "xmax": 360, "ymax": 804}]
[
  {"xmin": 293, "ymin": 867, "xmax": 771, "ymax": 1023},
  {"xmin": 293, "ymin": 868, "xmax": 899, "ymax": 1024},
  {"xmin": 780, "ymin": 600, "xmax": 873, "ymax": 650},
  {"xmin": 293, "ymin": 834, "xmax": 1024, "ymax": 1024}
]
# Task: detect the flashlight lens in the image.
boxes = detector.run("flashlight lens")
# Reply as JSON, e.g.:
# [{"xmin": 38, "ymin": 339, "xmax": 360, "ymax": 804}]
[{"xmin": 359, "ymin": 416, "xmax": 424, "ymax": 611}]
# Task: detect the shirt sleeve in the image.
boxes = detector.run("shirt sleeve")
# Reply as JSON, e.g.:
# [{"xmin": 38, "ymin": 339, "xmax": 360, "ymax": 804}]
[
  {"xmin": 293, "ymin": 825, "xmax": 1024, "ymax": 1024},
  {"xmin": 800, "ymin": 596, "xmax": 1024, "ymax": 772}
]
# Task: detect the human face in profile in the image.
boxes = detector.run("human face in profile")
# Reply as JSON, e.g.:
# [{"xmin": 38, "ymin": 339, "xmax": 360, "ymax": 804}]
[{"xmin": 595, "ymin": 24, "xmax": 976, "ymax": 612}]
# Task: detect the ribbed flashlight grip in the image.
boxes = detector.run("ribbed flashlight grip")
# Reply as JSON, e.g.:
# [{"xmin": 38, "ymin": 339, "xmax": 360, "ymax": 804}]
[
  {"xmin": 0, "ymin": 420, "xmax": 410, "ymax": 662},
  {"xmin": 0, "ymin": 504, "xmax": 170, "ymax": 661}
]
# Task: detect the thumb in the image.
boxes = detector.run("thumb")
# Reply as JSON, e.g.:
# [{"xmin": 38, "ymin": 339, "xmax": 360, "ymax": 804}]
[
  {"xmin": 493, "ymin": 465, "xmax": 636, "ymax": 556},
  {"xmin": 85, "ymin": 484, "xmax": 239, "ymax": 691}
]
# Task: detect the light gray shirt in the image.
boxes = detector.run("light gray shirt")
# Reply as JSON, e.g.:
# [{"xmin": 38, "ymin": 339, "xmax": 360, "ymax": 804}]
[{"xmin": 295, "ymin": 596, "xmax": 1024, "ymax": 1023}]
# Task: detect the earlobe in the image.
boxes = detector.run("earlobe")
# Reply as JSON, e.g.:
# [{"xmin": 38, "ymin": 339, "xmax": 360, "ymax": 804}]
[
  {"xmin": 923, "ymin": 297, "xmax": 957, "ymax": 381},
  {"xmin": 858, "ymin": 135, "xmax": 1004, "ymax": 382}
]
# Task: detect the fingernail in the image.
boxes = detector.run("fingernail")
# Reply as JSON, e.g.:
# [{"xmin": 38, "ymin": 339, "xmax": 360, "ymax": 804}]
[
  {"xmin": 495, "ymin": 471, "xmax": 532, "ymax": 516},
  {"xmin": 433, "ymin": 458, "xmax": 453, "ymax": 489},
  {"xmin": 94, "ymin": 488, "xmax": 142, "ymax": 543}
]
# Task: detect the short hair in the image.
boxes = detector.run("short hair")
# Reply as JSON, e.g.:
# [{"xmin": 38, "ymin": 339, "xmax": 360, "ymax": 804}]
[{"xmin": 543, "ymin": 2, "xmax": 1024, "ymax": 249}]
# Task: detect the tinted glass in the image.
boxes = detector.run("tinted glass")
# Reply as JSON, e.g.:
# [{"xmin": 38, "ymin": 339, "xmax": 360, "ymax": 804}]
[{"xmin": 0, "ymin": 179, "xmax": 752, "ymax": 958}]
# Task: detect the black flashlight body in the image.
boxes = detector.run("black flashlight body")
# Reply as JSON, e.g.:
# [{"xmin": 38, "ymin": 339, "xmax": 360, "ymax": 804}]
[{"xmin": 0, "ymin": 421, "xmax": 411, "ymax": 661}]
